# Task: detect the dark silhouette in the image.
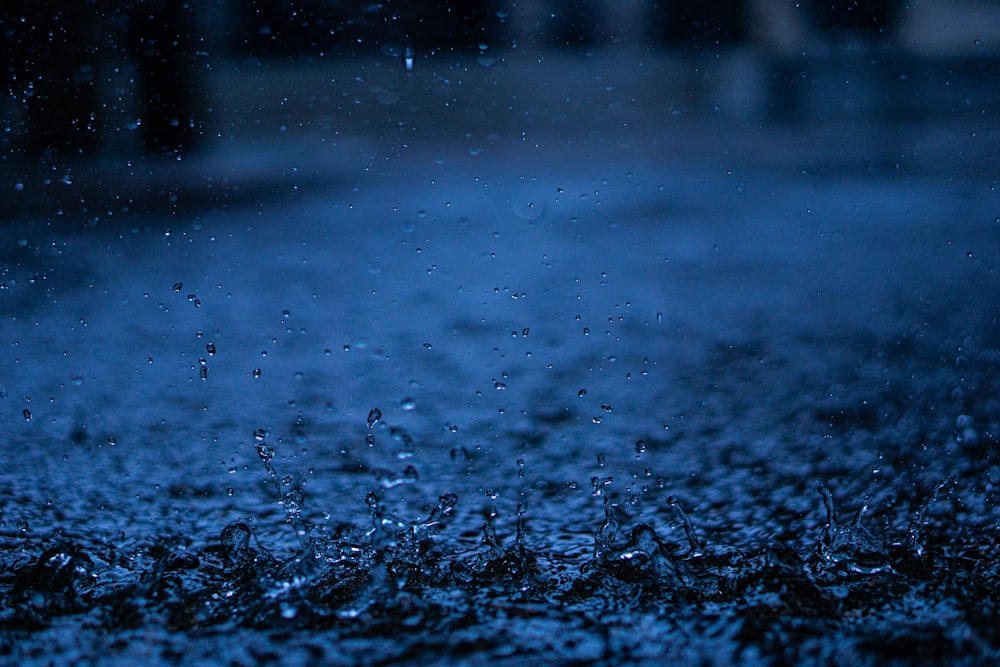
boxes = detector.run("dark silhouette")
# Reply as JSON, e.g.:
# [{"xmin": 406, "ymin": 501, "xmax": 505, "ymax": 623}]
[
  {"xmin": 652, "ymin": 0, "xmax": 748, "ymax": 48},
  {"xmin": 1, "ymin": 1, "xmax": 205, "ymax": 156},
  {"xmin": 809, "ymin": 0, "xmax": 899, "ymax": 40}
]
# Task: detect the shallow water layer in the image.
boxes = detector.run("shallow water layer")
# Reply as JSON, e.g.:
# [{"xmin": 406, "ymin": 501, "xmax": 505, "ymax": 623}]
[{"xmin": 3, "ymin": 57, "xmax": 1000, "ymax": 663}]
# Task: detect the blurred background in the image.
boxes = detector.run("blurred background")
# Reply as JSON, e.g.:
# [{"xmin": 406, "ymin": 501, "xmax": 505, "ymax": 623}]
[{"xmin": 2, "ymin": 1, "xmax": 999, "ymax": 219}]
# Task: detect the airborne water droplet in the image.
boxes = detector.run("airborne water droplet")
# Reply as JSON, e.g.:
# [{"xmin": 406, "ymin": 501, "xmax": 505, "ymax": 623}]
[
  {"xmin": 367, "ymin": 408, "xmax": 382, "ymax": 428},
  {"xmin": 23, "ymin": 409, "xmax": 32, "ymax": 421}
]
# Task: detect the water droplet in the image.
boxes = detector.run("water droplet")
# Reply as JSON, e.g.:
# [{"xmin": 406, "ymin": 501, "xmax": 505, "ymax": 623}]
[
  {"xmin": 401, "ymin": 398, "xmax": 416, "ymax": 410},
  {"xmin": 206, "ymin": 343, "xmax": 216, "ymax": 356},
  {"xmin": 635, "ymin": 439, "xmax": 646, "ymax": 454},
  {"xmin": 257, "ymin": 443, "xmax": 275, "ymax": 462},
  {"xmin": 252, "ymin": 368, "xmax": 261, "ymax": 378},
  {"xmin": 372, "ymin": 465, "xmax": 419, "ymax": 488},
  {"xmin": 200, "ymin": 366, "xmax": 208, "ymax": 381},
  {"xmin": 172, "ymin": 282, "xmax": 183, "ymax": 292},
  {"xmin": 22, "ymin": 409, "xmax": 31, "ymax": 421},
  {"xmin": 254, "ymin": 428, "xmax": 267, "ymax": 443},
  {"xmin": 578, "ymin": 388, "xmax": 587, "ymax": 397},
  {"xmin": 403, "ymin": 45, "xmax": 414, "ymax": 71},
  {"xmin": 220, "ymin": 522, "xmax": 252, "ymax": 560},
  {"xmin": 591, "ymin": 475, "xmax": 612, "ymax": 495},
  {"xmin": 597, "ymin": 453, "xmax": 606, "ymax": 466},
  {"xmin": 365, "ymin": 433, "xmax": 375, "ymax": 446}
]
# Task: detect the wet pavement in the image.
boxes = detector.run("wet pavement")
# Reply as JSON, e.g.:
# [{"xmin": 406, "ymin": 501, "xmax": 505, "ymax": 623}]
[{"xmin": 2, "ymin": 48, "xmax": 1000, "ymax": 665}]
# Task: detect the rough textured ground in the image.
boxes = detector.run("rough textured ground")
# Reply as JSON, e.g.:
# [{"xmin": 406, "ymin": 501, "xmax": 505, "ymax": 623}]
[{"xmin": 2, "ymin": 50, "xmax": 1000, "ymax": 665}]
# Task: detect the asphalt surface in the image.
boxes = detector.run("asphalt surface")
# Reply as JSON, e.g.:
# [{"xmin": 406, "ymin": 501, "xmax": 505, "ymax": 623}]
[{"xmin": 1, "ymin": 47, "xmax": 1000, "ymax": 665}]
